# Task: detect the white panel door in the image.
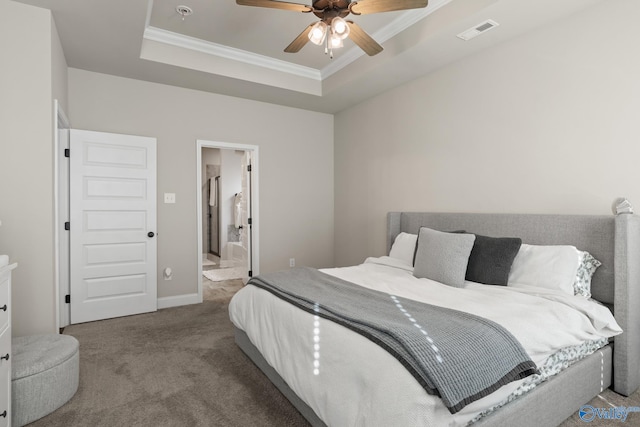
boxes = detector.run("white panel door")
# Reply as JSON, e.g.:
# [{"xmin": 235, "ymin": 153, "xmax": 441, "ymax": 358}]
[{"xmin": 70, "ymin": 130, "xmax": 157, "ymax": 324}]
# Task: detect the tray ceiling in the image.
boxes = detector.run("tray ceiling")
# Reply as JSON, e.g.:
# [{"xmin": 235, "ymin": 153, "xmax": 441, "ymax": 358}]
[{"xmin": 14, "ymin": 0, "xmax": 604, "ymax": 113}]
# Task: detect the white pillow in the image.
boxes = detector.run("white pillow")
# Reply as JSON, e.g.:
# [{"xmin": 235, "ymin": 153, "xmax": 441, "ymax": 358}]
[
  {"xmin": 507, "ymin": 244, "xmax": 580, "ymax": 295},
  {"xmin": 388, "ymin": 232, "xmax": 418, "ymax": 266}
]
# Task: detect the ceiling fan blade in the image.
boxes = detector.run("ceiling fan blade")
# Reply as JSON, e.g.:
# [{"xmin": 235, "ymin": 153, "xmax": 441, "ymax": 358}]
[
  {"xmin": 349, "ymin": 0, "xmax": 428, "ymax": 15},
  {"xmin": 236, "ymin": 0, "xmax": 313, "ymax": 13},
  {"xmin": 284, "ymin": 24, "xmax": 314, "ymax": 53},
  {"xmin": 346, "ymin": 21, "xmax": 383, "ymax": 56}
]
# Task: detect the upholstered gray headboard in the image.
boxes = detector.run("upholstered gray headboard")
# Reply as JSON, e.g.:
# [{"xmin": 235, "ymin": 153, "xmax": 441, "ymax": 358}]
[{"xmin": 387, "ymin": 212, "xmax": 640, "ymax": 396}]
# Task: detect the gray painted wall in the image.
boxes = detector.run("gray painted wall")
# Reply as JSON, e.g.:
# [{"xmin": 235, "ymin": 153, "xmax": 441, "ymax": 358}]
[
  {"xmin": 68, "ymin": 68, "xmax": 335, "ymax": 300},
  {"xmin": 0, "ymin": 1, "xmax": 67, "ymax": 336},
  {"xmin": 334, "ymin": 0, "xmax": 640, "ymax": 267}
]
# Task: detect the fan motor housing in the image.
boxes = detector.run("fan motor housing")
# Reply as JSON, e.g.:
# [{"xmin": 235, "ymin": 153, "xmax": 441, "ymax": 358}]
[{"xmin": 312, "ymin": 0, "xmax": 352, "ymax": 20}]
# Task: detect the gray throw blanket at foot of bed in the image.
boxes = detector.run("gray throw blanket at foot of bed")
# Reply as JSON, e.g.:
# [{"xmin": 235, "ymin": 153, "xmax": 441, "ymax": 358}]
[{"xmin": 248, "ymin": 267, "xmax": 538, "ymax": 414}]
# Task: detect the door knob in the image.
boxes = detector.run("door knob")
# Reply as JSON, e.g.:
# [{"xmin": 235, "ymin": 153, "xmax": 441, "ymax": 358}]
[{"xmin": 147, "ymin": 232, "xmax": 155, "ymax": 238}]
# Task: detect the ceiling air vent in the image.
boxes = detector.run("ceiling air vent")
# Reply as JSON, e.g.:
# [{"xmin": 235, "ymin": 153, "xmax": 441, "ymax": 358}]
[{"xmin": 457, "ymin": 19, "xmax": 499, "ymax": 41}]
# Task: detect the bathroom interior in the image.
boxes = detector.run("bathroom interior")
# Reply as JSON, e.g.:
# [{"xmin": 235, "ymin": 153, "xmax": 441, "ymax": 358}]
[{"xmin": 201, "ymin": 147, "xmax": 250, "ymax": 293}]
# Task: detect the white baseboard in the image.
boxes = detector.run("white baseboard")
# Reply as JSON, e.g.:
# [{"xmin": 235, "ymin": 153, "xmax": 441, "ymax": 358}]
[{"xmin": 157, "ymin": 293, "xmax": 201, "ymax": 309}]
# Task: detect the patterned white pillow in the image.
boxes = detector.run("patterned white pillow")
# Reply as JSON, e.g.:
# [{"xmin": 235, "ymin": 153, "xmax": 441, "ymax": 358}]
[{"xmin": 573, "ymin": 251, "xmax": 601, "ymax": 298}]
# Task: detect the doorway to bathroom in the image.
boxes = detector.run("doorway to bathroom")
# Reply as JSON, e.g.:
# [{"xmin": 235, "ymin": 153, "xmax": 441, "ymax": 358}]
[{"xmin": 196, "ymin": 140, "xmax": 259, "ymax": 302}]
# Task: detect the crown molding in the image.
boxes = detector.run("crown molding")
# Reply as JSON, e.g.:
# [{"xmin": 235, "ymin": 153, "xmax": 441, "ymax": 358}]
[
  {"xmin": 144, "ymin": 0, "xmax": 452, "ymax": 85},
  {"xmin": 143, "ymin": 26, "xmax": 322, "ymax": 81}
]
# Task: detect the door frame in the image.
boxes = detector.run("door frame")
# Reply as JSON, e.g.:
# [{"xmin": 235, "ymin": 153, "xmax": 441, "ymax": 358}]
[
  {"xmin": 54, "ymin": 99, "xmax": 70, "ymax": 331},
  {"xmin": 196, "ymin": 140, "xmax": 259, "ymax": 302}
]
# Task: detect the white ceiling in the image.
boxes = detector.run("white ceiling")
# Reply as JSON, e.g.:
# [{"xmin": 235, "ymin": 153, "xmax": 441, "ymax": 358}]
[{"xmin": 15, "ymin": 0, "xmax": 603, "ymax": 113}]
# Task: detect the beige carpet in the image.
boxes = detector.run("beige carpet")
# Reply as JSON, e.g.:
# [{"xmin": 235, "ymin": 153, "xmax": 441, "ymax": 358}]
[
  {"xmin": 28, "ymin": 292, "xmax": 640, "ymax": 426},
  {"xmin": 203, "ymin": 278, "xmax": 243, "ymax": 302},
  {"xmin": 30, "ymin": 296, "xmax": 308, "ymax": 427}
]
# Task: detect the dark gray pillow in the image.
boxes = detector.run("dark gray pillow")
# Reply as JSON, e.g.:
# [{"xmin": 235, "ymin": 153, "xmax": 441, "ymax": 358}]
[
  {"xmin": 413, "ymin": 227, "xmax": 475, "ymax": 288},
  {"xmin": 465, "ymin": 234, "xmax": 522, "ymax": 286}
]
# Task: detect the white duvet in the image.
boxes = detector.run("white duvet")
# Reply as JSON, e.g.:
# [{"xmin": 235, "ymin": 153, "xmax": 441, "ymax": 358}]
[{"xmin": 229, "ymin": 257, "xmax": 622, "ymax": 426}]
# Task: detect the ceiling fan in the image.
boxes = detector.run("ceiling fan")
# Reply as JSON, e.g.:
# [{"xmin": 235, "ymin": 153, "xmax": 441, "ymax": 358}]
[{"xmin": 236, "ymin": 0, "xmax": 429, "ymax": 58}]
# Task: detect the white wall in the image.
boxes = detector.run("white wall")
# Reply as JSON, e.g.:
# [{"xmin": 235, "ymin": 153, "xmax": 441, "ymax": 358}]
[
  {"xmin": 51, "ymin": 17, "xmax": 68, "ymax": 113},
  {"xmin": 68, "ymin": 69, "xmax": 334, "ymax": 299},
  {"xmin": 0, "ymin": 1, "xmax": 66, "ymax": 336},
  {"xmin": 334, "ymin": 0, "xmax": 640, "ymax": 266}
]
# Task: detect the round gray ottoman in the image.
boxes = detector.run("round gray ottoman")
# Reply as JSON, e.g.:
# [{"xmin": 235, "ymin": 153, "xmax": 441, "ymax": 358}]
[{"xmin": 11, "ymin": 334, "xmax": 79, "ymax": 427}]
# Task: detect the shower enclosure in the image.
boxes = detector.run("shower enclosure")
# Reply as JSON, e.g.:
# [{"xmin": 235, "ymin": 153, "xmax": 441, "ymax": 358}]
[
  {"xmin": 205, "ymin": 164, "xmax": 221, "ymax": 257},
  {"xmin": 208, "ymin": 175, "xmax": 220, "ymax": 256}
]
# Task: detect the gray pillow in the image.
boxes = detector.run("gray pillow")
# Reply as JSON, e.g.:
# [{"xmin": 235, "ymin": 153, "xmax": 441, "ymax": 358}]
[
  {"xmin": 413, "ymin": 227, "xmax": 476, "ymax": 288},
  {"xmin": 412, "ymin": 229, "xmax": 466, "ymax": 266}
]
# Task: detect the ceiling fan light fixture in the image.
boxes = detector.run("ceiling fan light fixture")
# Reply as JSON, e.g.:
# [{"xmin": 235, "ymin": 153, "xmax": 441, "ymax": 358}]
[
  {"xmin": 329, "ymin": 33, "xmax": 344, "ymax": 48},
  {"xmin": 308, "ymin": 21, "xmax": 328, "ymax": 46},
  {"xmin": 331, "ymin": 16, "xmax": 350, "ymax": 40},
  {"xmin": 240, "ymin": 0, "xmax": 428, "ymax": 58}
]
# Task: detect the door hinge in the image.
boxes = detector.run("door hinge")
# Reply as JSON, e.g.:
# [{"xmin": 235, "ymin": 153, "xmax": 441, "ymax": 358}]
[
  {"xmin": 65, "ymin": 295, "xmax": 71, "ymax": 304},
  {"xmin": 64, "ymin": 222, "xmax": 70, "ymax": 231},
  {"xmin": 64, "ymin": 148, "xmax": 70, "ymax": 158},
  {"xmin": 247, "ymin": 164, "xmax": 252, "ymax": 172},
  {"xmin": 248, "ymin": 270, "xmax": 253, "ymax": 277},
  {"xmin": 248, "ymin": 218, "xmax": 252, "ymax": 225}
]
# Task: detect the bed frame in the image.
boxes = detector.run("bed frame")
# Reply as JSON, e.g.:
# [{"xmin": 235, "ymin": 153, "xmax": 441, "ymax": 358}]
[{"xmin": 235, "ymin": 211, "xmax": 640, "ymax": 426}]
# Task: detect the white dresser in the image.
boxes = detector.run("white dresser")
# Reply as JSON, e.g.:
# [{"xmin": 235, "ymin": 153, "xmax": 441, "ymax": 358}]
[{"xmin": 0, "ymin": 257, "xmax": 15, "ymax": 427}]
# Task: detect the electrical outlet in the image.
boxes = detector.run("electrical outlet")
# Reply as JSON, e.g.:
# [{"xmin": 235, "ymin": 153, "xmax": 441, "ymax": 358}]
[
  {"xmin": 164, "ymin": 193, "xmax": 176, "ymax": 204},
  {"xmin": 289, "ymin": 258, "xmax": 295, "ymax": 268}
]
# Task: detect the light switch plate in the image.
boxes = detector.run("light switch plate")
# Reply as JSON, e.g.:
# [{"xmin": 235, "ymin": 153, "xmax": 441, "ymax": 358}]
[{"xmin": 164, "ymin": 193, "xmax": 176, "ymax": 204}]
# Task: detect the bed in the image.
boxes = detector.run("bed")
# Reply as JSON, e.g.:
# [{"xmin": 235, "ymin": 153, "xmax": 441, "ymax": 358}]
[{"xmin": 229, "ymin": 211, "xmax": 640, "ymax": 426}]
